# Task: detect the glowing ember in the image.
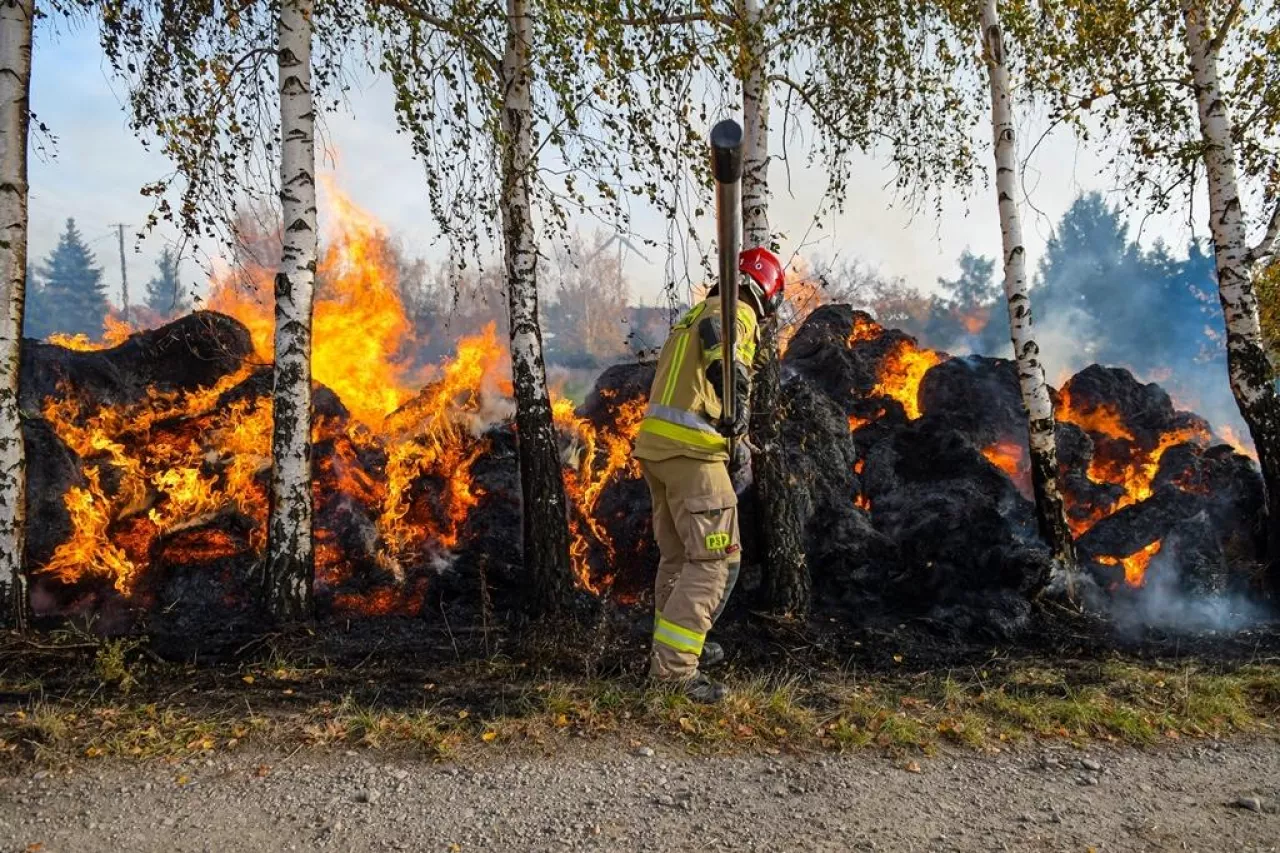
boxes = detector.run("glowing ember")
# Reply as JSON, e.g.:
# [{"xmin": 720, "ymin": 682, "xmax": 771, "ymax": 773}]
[
  {"xmin": 871, "ymin": 339, "xmax": 944, "ymax": 420},
  {"xmin": 855, "ymin": 493, "xmax": 871, "ymax": 511},
  {"xmin": 1097, "ymin": 539, "xmax": 1162, "ymax": 588},
  {"xmin": 848, "ymin": 315, "xmax": 883, "ymax": 346}
]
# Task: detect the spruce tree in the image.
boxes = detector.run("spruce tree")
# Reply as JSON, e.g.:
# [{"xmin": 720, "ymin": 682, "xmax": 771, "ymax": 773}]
[
  {"xmin": 144, "ymin": 245, "xmax": 186, "ymax": 314},
  {"xmin": 38, "ymin": 218, "xmax": 108, "ymax": 337}
]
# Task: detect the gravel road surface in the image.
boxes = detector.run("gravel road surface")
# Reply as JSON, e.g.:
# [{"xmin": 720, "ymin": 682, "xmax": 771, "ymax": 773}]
[{"xmin": 2, "ymin": 740, "xmax": 1278, "ymax": 852}]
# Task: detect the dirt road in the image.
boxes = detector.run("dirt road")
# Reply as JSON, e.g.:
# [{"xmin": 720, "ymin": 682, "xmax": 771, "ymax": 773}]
[{"xmin": 2, "ymin": 740, "xmax": 1278, "ymax": 852}]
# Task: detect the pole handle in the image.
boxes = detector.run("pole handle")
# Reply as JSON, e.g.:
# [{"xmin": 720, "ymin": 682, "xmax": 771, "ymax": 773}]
[{"xmin": 710, "ymin": 119, "xmax": 744, "ymax": 184}]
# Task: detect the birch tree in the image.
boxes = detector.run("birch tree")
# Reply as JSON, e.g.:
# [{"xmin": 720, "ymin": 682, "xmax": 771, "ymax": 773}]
[
  {"xmin": 981, "ymin": 0, "xmax": 1076, "ymax": 594},
  {"xmin": 267, "ymin": 0, "xmax": 318, "ymax": 620},
  {"xmin": 590, "ymin": 1, "xmax": 994, "ymax": 613},
  {"xmin": 0, "ymin": 0, "xmax": 32, "ymax": 631},
  {"xmin": 735, "ymin": 0, "xmax": 809, "ymax": 615},
  {"xmin": 99, "ymin": 1, "xmax": 364, "ymax": 618},
  {"xmin": 1014, "ymin": 0, "xmax": 1280, "ymax": 586},
  {"xmin": 373, "ymin": 0, "xmax": 708, "ymax": 612}
]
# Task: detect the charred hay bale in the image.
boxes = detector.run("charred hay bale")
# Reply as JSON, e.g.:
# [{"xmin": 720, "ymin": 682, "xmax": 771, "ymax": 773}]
[
  {"xmin": 142, "ymin": 528, "xmax": 266, "ymax": 660},
  {"xmin": 861, "ymin": 417, "xmax": 1051, "ymax": 613},
  {"xmin": 918, "ymin": 356, "xmax": 1025, "ymax": 446},
  {"xmin": 1075, "ymin": 486, "xmax": 1238, "ymax": 594},
  {"xmin": 783, "ymin": 305, "xmax": 923, "ymax": 413},
  {"xmin": 1062, "ymin": 365, "xmax": 1211, "ymax": 445},
  {"xmin": 578, "ymin": 363, "xmax": 655, "ymax": 420},
  {"xmin": 771, "ymin": 377, "xmax": 901, "ymax": 607},
  {"xmin": 20, "ymin": 311, "xmax": 253, "ymax": 413},
  {"xmin": 1055, "ymin": 422, "xmax": 1127, "ymax": 528},
  {"xmin": 565, "ymin": 362, "xmax": 656, "ymax": 603},
  {"xmin": 1154, "ymin": 443, "xmax": 1266, "ymax": 554},
  {"xmin": 1077, "ymin": 445, "xmax": 1266, "ymax": 594},
  {"xmin": 441, "ymin": 424, "xmax": 525, "ymax": 617},
  {"xmin": 23, "ymin": 416, "xmax": 84, "ymax": 571}
]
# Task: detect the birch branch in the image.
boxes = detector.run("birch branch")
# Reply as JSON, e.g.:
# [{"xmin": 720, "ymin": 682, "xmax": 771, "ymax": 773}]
[{"xmin": 1247, "ymin": 199, "xmax": 1280, "ymax": 265}]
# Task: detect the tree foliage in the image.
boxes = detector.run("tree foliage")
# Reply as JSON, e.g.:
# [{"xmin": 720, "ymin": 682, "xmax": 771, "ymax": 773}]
[
  {"xmin": 96, "ymin": 0, "xmax": 367, "ymax": 253},
  {"xmin": 1009, "ymin": 0, "xmax": 1279, "ymax": 229}
]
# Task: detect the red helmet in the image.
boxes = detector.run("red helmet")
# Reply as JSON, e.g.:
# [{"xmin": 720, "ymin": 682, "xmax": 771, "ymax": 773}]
[{"xmin": 739, "ymin": 247, "xmax": 785, "ymax": 315}]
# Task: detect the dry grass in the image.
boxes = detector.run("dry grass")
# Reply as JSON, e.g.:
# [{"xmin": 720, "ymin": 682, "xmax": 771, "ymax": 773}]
[{"xmin": 3, "ymin": 654, "xmax": 1279, "ymax": 767}]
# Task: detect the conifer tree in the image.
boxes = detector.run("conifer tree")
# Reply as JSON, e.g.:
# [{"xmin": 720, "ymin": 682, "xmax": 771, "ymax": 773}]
[
  {"xmin": 37, "ymin": 218, "xmax": 108, "ymax": 338},
  {"xmin": 144, "ymin": 245, "xmax": 187, "ymax": 314}
]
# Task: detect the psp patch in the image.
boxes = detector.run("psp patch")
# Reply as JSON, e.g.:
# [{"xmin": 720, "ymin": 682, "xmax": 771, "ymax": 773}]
[{"xmin": 704, "ymin": 531, "xmax": 731, "ymax": 551}]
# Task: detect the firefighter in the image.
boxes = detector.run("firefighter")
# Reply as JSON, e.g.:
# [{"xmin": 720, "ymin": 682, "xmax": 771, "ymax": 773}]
[{"xmin": 632, "ymin": 246, "xmax": 786, "ymax": 703}]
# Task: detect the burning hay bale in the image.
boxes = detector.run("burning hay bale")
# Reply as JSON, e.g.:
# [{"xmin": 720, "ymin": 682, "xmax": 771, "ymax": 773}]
[
  {"xmin": 20, "ymin": 311, "xmax": 254, "ymax": 413},
  {"xmin": 16, "ymin": 297, "xmax": 1273, "ymax": 647}
]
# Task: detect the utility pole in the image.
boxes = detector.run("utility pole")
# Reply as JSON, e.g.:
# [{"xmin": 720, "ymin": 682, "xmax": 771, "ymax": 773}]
[{"xmin": 111, "ymin": 223, "xmax": 129, "ymax": 323}]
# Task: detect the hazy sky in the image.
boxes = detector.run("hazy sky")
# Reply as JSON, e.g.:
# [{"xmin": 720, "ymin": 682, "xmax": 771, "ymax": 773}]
[{"xmin": 28, "ymin": 19, "xmax": 1206, "ymax": 313}]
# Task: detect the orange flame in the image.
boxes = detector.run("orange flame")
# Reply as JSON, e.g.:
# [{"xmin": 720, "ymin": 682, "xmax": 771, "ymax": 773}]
[
  {"xmin": 1058, "ymin": 384, "xmax": 1209, "ymax": 537},
  {"xmin": 871, "ymin": 339, "xmax": 944, "ymax": 420},
  {"xmin": 34, "ymin": 176, "xmax": 656, "ymax": 613},
  {"xmin": 1097, "ymin": 539, "xmax": 1162, "ymax": 588},
  {"xmin": 554, "ymin": 390, "xmax": 648, "ymax": 593}
]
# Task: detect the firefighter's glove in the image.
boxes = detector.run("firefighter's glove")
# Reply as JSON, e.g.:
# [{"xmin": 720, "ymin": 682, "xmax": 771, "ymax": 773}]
[{"xmin": 706, "ymin": 360, "xmax": 751, "ymax": 438}]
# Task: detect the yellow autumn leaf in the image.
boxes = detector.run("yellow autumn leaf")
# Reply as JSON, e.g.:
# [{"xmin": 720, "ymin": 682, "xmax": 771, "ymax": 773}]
[
  {"xmin": 242, "ymin": 675, "xmax": 255, "ymax": 684},
  {"xmin": 482, "ymin": 731, "xmax": 498, "ymax": 742},
  {"xmin": 457, "ymin": 710, "xmax": 470, "ymax": 720}
]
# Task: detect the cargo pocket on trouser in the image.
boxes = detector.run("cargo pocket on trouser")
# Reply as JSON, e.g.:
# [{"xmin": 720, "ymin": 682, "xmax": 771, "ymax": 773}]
[{"xmin": 679, "ymin": 493, "xmax": 739, "ymax": 563}]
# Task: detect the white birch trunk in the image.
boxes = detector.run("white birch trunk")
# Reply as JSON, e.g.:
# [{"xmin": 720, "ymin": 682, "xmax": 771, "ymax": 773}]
[
  {"xmin": 739, "ymin": 0, "xmax": 809, "ymax": 614},
  {"xmin": 0, "ymin": 0, "xmax": 32, "ymax": 631},
  {"xmin": 982, "ymin": 0, "xmax": 1076, "ymax": 596},
  {"xmin": 740, "ymin": 0, "xmax": 769, "ymax": 251},
  {"xmin": 501, "ymin": 0, "xmax": 573, "ymax": 611},
  {"xmin": 267, "ymin": 0, "xmax": 316, "ymax": 620},
  {"xmin": 1182, "ymin": 0, "xmax": 1280, "ymax": 576}
]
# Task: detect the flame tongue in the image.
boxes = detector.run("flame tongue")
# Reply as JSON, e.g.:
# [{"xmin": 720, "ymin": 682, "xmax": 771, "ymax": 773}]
[{"xmin": 1097, "ymin": 540, "xmax": 1162, "ymax": 588}]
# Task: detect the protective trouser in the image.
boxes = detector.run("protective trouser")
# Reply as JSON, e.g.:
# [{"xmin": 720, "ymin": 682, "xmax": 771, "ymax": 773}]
[{"xmin": 641, "ymin": 455, "xmax": 742, "ymax": 681}]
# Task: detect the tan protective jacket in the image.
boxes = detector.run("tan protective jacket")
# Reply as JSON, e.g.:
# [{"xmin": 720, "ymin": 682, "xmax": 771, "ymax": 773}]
[{"xmin": 632, "ymin": 298, "xmax": 759, "ymax": 463}]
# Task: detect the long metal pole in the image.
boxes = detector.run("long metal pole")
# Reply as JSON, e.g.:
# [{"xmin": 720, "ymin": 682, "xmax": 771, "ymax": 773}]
[{"xmin": 710, "ymin": 119, "xmax": 743, "ymax": 436}]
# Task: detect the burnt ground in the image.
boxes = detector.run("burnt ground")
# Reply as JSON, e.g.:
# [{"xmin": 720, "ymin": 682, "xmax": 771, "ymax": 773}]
[{"xmin": 3, "ymin": 738, "xmax": 1280, "ymax": 852}]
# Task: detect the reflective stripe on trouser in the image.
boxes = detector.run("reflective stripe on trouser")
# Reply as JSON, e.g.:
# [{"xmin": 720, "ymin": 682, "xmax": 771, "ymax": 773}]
[{"xmin": 641, "ymin": 455, "xmax": 739, "ymax": 681}]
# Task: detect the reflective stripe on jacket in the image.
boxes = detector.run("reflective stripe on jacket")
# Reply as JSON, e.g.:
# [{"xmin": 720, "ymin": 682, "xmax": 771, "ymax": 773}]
[{"xmin": 632, "ymin": 298, "xmax": 759, "ymax": 463}]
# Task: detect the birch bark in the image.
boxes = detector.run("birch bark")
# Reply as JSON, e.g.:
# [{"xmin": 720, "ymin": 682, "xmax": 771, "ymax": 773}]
[
  {"xmin": 982, "ymin": 0, "xmax": 1076, "ymax": 597},
  {"xmin": 0, "ymin": 0, "xmax": 32, "ymax": 631},
  {"xmin": 739, "ymin": 0, "xmax": 809, "ymax": 616},
  {"xmin": 266, "ymin": 0, "xmax": 316, "ymax": 621},
  {"xmin": 501, "ymin": 0, "xmax": 573, "ymax": 613},
  {"xmin": 1181, "ymin": 0, "xmax": 1280, "ymax": 583}
]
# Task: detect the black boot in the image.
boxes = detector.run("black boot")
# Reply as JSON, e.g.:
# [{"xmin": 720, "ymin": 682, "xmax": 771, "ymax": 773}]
[
  {"xmin": 683, "ymin": 672, "xmax": 727, "ymax": 704},
  {"xmin": 699, "ymin": 641, "xmax": 725, "ymax": 669}
]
